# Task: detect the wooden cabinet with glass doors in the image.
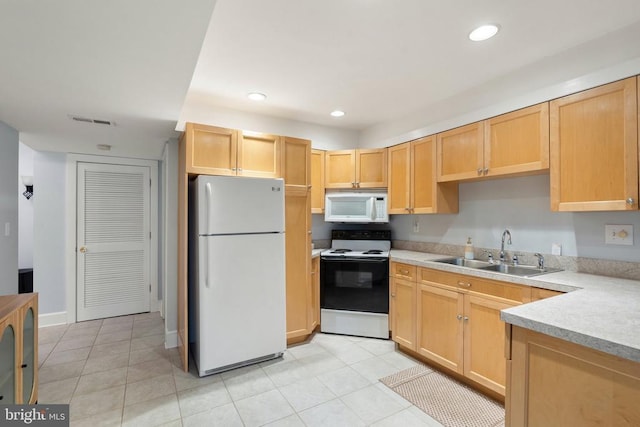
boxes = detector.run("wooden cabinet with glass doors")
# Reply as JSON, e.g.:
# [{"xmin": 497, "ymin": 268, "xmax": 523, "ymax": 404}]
[{"xmin": 0, "ymin": 293, "xmax": 38, "ymax": 404}]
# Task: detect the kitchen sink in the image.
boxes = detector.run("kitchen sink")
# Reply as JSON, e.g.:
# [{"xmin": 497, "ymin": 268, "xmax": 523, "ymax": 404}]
[
  {"xmin": 479, "ymin": 263, "xmax": 562, "ymax": 277},
  {"xmin": 433, "ymin": 257, "xmax": 562, "ymax": 277},
  {"xmin": 433, "ymin": 257, "xmax": 493, "ymax": 269}
]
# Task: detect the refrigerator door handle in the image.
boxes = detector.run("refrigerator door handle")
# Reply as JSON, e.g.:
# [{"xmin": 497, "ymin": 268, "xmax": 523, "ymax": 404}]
[
  {"xmin": 204, "ymin": 182, "xmax": 212, "ymax": 288},
  {"xmin": 205, "ymin": 238, "xmax": 212, "ymax": 289}
]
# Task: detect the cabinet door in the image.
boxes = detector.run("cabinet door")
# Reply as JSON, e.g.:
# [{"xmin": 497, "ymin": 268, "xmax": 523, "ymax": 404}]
[
  {"xmin": 184, "ymin": 123, "xmax": 238, "ymax": 175},
  {"xmin": 388, "ymin": 143, "xmax": 411, "ymax": 214},
  {"xmin": 437, "ymin": 122, "xmax": 484, "ymax": 182},
  {"xmin": 550, "ymin": 77, "xmax": 638, "ymax": 211},
  {"xmin": 238, "ymin": 132, "xmax": 281, "ymax": 178},
  {"xmin": 285, "ymin": 191, "xmax": 311, "ymax": 340},
  {"xmin": 356, "ymin": 148, "xmax": 387, "ymax": 188},
  {"xmin": 463, "ymin": 294, "xmax": 515, "ymax": 396},
  {"xmin": 20, "ymin": 298, "xmax": 37, "ymax": 404},
  {"xmin": 416, "ymin": 283, "xmax": 464, "ymax": 373},
  {"xmin": 484, "ymin": 102, "xmax": 550, "ymax": 177},
  {"xmin": 282, "ymin": 136, "xmax": 311, "ymax": 195},
  {"xmin": 0, "ymin": 313, "xmax": 17, "ymax": 404},
  {"xmin": 311, "ymin": 149, "xmax": 325, "ymax": 213},
  {"xmin": 310, "ymin": 257, "xmax": 320, "ymax": 331},
  {"xmin": 390, "ymin": 277, "xmax": 416, "ymax": 350},
  {"xmin": 325, "ymin": 150, "xmax": 356, "ymax": 188}
]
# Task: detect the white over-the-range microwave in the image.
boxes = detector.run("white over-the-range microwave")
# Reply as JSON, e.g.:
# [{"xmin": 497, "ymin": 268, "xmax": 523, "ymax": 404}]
[{"xmin": 324, "ymin": 191, "xmax": 389, "ymax": 223}]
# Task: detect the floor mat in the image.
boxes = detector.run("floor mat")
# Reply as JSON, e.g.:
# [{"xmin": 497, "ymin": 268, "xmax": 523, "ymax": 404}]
[{"xmin": 380, "ymin": 364, "xmax": 505, "ymax": 427}]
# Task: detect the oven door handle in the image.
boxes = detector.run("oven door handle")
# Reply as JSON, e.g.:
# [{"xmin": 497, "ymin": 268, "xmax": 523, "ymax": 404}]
[{"xmin": 321, "ymin": 257, "xmax": 388, "ymax": 263}]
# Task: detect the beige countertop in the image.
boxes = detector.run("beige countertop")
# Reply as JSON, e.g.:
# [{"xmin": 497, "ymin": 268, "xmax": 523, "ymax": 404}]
[{"xmin": 390, "ymin": 249, "xmax": 640, "ymax": 363}]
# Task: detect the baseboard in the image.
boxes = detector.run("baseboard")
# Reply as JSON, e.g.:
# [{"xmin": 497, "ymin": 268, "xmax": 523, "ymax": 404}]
[
  {"xmin": 39, "ymin": 311, "xmax": 68, "ymax": 327},
  {"xmin": 165, "ymin": 329, "xmax": 178, "ymax": 349}
]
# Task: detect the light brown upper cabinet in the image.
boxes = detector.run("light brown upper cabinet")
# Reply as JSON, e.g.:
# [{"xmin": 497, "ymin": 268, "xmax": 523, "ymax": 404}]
[
  {"xmin": 281, "ymin": 136, "xmax": 311, "ymax": 194},
  {"xmin": 388, "ymin": 136, "xmax": 458, "ymax": 214},
  {"xmin": 325, "ymin": 149, "xmax": 387, "ymax": 188},
  {"xmin": 484, "ymin": 103, "xmax": 550, "ymax": 176},
  {"xmin": 183, "ymin": 123, "xmax": 281, "ymax": 178},
  {"xmin": 311, "ymin": 149, "xmax": 325, "ymax": 213},
  {"xmin": 437, "ymin": 122, "xmax": 484, "ymax": 182},
  {"xmin": 550, "ymin": 77, "xmax": 638, "ymax": 211},
  {"xmin": 437, "ymin": 103, "xmax": 550, "ymax": 182}
]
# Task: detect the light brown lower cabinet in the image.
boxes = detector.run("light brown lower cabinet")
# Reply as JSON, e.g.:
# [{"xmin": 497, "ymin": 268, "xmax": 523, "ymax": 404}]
[
  {"xmin": 506, "ymin": 325, "xmax": 640, "ymax": 427},
  {"xmin": 310, "ymin": 256, "xmax": 320, "ymax": 332},
  {"xmin": 391, "ymin": 265, "xmax": 530, "ymax": 397},
  {"xmin": 0, "ymin": 293, "xmax": 38, "ymax": 404}
]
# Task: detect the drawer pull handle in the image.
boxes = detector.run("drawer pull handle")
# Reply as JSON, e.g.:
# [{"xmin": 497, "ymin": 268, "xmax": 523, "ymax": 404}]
[
  {"xmin": 457, "ymin": 281, "xmax": 471, "ymax": 288},
  {"xmin": 21, "ymin": 364, "xmax": 27, "ymax": 368},
  {"xmin": 401, "ymin": 270, "xmax": 409, "ymax": 275}
]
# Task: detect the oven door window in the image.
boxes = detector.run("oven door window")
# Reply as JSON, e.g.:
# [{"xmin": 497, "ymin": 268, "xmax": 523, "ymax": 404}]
[{"xmin": 321, "ymin": 257, "xmax": 389, "ymax": 314}]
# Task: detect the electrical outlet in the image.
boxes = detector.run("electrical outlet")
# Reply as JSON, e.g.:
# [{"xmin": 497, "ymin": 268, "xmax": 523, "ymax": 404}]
[
  {"xmin": 605, "ymin": 224, "xmax": 633, "ymax": 245},
  {"xmin": 551, "ymin": 243, "xmax": 562, "ymax": 255}
]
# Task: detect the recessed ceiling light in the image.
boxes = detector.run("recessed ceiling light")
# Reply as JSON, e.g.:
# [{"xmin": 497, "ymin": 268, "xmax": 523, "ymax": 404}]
[
  {"xmin": 469, "ymin": 24, "xmax": 499, "ymax": 41},
  {"xmin": 247, "ymin": 92, "xmax": 267, "ymax": 101},
  {"xmin": 330, "ymin": 110, "xmax": 345, "ymax": 117}
]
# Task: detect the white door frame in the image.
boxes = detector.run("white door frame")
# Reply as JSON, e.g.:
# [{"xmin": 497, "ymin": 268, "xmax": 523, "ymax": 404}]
[{"xmin": 65, "ymin": 154, "xmax": 159, "ymax": 324}]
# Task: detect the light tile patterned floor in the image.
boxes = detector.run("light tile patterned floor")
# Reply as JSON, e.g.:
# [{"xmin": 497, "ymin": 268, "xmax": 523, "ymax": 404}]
[{"xmin": 38, "ymin": 312, "xmax": 444, "ymax": 426}]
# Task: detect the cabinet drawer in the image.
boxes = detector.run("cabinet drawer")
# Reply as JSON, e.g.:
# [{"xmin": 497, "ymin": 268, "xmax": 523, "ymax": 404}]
[
  {"xmin": 419, "ymin": 267, "xmax": 530, "ymax": 303},
  {"xmin": 391, "ymin": 262, "xmax": 416, "ymax": 281}
]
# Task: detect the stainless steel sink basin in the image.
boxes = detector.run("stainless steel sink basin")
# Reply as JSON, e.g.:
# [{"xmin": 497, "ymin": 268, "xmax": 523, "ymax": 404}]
[
  {"xmin": 433, "ymin": 257, "xmax": 493, "ymax": 269},
  {"xmin": 479, "ymin": 263, "xmax": 562, "ymax": 277}
]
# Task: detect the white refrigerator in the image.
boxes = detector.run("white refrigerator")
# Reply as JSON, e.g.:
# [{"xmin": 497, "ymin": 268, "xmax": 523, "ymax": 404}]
[{"xmin": 189, "ymin": 175, "xmax": 286, "ymax": 377}]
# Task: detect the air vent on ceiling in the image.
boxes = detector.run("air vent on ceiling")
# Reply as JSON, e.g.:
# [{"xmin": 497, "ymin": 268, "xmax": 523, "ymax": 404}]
[{"xmin": 69, "ymin": 115, "xmax": 116, "ymax": 126}]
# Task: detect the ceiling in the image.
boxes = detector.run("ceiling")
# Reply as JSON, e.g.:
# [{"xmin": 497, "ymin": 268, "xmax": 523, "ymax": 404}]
[{"xmin": 2, "ymin": 1, "xmax": 640, "ymax": 159}]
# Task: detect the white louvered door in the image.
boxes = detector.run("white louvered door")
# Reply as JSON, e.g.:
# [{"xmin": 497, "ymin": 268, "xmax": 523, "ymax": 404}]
[{"xmin": 77, "ymin": 163, "xmax": 151, "ymax": 321}]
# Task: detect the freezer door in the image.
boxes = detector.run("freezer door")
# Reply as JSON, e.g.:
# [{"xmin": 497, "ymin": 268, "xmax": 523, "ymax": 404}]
[
  {"xmin": 196, "ymin": 233, "xmax": 286, "ymax": 374},
  {"xmin": 197, "ymin": 175, "xmax": 285, "ymax": 235}
]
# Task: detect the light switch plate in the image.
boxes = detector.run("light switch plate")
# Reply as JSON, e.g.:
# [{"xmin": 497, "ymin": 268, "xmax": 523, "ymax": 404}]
[
  {"xmin": 605, "ymin": 224, "xmax": 633, "ymax": 245},
  {"xmin": 551, "ymin": 243, "xmax": 562, "ymax": 255}
]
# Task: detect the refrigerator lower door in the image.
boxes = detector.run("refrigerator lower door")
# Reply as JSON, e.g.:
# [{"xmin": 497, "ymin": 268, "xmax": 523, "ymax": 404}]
[{"xmin": 194, "ymin": 232, "xmax": 286, "ymax": 376}]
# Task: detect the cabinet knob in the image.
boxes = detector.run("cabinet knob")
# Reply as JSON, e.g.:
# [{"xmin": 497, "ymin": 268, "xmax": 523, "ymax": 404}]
[
  {"xmin": 405, "ymin": 207, "xmax": 411, "ymax": 211},
  {"xmin": 308, "ymin": 185, "xmax": 312, "ymax": 189},
  {"xmin": 237, "ymin": 168, "xmax": 243, "ymax": 172},
  {"xmin": 232, "ymin": 168, "xmax": 237, "ymax": 171},
  {"xmin": 464, "ymin": 316, "xmax": 469, "ymax": 322},
  {"xmin": 391, "ymin": 293, "xmax": 396, "ymax": 297},
  {"xmin": 79, "ymin": 246, "xmax": 87, "ymax": 253},
  {"xmin": 483, "ymin": 168, "xmax": 489, "ymax": 175},
  {"xmin": 477, "ymin": 168, "xmax": 483, "ymax": 175},
  {"xmin": 456, "ymin": 314, "xmax": 463, "ymax": 320},
  {"xmin": 627, "ymin": 197, "xmax": 635, "ymax": 205}
]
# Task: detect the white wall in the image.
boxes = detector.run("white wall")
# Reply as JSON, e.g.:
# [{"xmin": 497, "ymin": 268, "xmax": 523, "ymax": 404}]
[
  {"xmin": 359, "ymin": 23, "xmax": 640, "ymax": 150},
  {"xmin": 162, "ymin": 140, "xmax": 179, "ymax": 345},
  {"xmin": 390, "ymin": 175, "xmax": 640, "ymax": 262},
  {"xmin": 18, "ymin": 142, "xmax": 35, "ymax": 269},
  {"xmin": 33, "ymin": 151, "xmax": 67, "ymax": 314},
  {"xmin": 0, "ymin": 121, "xmax": 19, "ymax": 295},
  {"xmin": 178, "ymin": 99, "xmax": 357, "ymax": 150}
]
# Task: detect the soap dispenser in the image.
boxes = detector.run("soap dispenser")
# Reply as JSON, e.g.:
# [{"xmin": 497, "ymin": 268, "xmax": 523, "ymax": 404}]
[{"xmin": 464, "ymin": 237, "xmax": 474, "ymax": 260}]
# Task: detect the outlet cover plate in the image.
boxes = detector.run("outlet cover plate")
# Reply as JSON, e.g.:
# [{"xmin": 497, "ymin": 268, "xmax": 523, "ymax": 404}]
[{"xmin": 605, "ymin": 224, "xmax": 633, "ymax": 245}]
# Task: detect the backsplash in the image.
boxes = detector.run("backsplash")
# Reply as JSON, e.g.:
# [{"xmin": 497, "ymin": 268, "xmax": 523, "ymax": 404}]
[{"xmin": 392, "ymin": 240, "xmax": 640, "ymax": 281}]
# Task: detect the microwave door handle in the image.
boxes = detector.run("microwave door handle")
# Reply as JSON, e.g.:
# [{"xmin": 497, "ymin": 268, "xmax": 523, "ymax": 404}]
[{"xmin": 370, "ymin": 197, "xmax": 376, "ymax": 221}]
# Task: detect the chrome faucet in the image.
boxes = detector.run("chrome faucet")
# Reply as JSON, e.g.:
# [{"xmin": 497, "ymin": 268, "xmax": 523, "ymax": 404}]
[
  {"xmin": 499, "ymin": 229, "xmax": 512, "ymax": 263},
  {"xmin": 534, "ymin": 253, "xmax": 545, "ymax": 269}
]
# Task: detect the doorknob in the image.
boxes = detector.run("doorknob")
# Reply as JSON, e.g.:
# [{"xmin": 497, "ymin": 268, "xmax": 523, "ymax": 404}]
[{"xmin": 79, "ymin": 246, "xmax": 87, "ymax": 253}]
